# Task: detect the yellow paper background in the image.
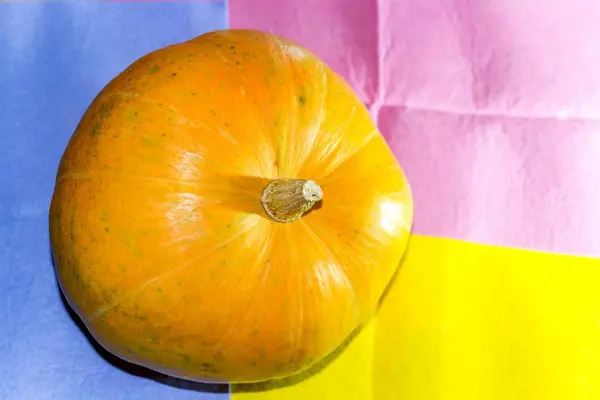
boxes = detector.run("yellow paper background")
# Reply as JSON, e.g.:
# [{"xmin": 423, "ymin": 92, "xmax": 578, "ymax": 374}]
[{"xmin": 232, "ymin": 235, "xmax": 600, "ymax": 400}]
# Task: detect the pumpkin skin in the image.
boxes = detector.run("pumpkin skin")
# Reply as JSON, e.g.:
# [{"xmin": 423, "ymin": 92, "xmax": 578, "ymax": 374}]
[{"xmin": 49, "ymin": 29, "xmax": 413, "ymax": 383}]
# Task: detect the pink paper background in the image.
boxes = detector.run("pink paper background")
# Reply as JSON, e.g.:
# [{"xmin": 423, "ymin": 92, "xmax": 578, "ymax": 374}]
[{"xmin": 231, "ymin": 0, "xmax": 600, "ymax": 257}]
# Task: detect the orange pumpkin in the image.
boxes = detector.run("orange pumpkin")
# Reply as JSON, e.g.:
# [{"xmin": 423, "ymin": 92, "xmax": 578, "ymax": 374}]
[{"xmin": 49, "ymin": 29, "xmax": 413, "ymax": 383}]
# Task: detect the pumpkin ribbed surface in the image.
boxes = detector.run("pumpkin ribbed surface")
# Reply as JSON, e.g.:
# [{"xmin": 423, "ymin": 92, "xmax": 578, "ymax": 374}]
[{"xmin": 49, "ymin": 29, "xmax": 413, "ymax": 383}]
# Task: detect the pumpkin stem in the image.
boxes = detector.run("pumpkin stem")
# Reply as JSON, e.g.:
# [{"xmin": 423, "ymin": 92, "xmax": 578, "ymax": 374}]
[{"xmin": 260, "ymin": 179, "xmax": 323, "ymax": 223}]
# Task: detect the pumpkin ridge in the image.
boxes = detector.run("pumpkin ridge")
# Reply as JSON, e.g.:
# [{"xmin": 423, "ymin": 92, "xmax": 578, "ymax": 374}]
[
  {"xmin": 55, "ymin": 171, "xmax": 262, "ymax": 198},
  {"xmin": 298, "ymin": 103, "xmax": 358, "ymax": 178},
  {"xmin": 270, "ymin": 35, "xmax": 296, "ymax": 178},
  {"xmin": 270, "ymin": 34, "xmax": 329, "ymax": 177},
  {"xmin": 312, "ymin": 128, "xmax": 379, "ymax": 182},
  {"xmin": 288, "ymin": 66, "xmax": 328, "ymax": 176},
  {"xmin": 207, "ymin": 229, "xmax": 274, "ymax": 358},
  {"xmin": 299, "ymin": 219, "xmax": 359, "ymax": 308},
  {"xmin": 88, "ymin": 215, "xmax": 263, "ymax": 323},
  {"xmin": 55, "ymin": 171, "xmax": 210, "ymax": 186},
  {"xmin": 285, "ymin": 226, "xmax": 309, "ymax": 373}
]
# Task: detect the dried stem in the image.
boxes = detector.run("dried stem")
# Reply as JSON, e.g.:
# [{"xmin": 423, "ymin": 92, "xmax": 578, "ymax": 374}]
[{"xmin": 260, "ymin": 179, "xmax": 323, "ymax": 223}]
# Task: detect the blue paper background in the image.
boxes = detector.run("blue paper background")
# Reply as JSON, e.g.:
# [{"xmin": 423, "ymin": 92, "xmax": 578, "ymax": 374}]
[{"xmin": 0, "ymin": 2, "xmax": 230, "ymax": 399}]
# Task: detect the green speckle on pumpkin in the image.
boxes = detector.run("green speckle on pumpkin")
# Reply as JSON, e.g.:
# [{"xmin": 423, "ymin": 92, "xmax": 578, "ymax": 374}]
[
  {"xmin": 149, "ymin": 65, "xmax": 161, "ymax": 73},
  {"xmin": 256, "ymin": 348, "xmax": 267, "ymax": 359},
  {"xmin": 99, "ymin": 103, "xmax": 112, "ymax": 119},
  {"xmin": 123, "ymin": 109, "xmax": 139, "ymax": 121},
  {"xmin": 200, "ymin": 362, "xmax": 218, "ymax": 373},
  {"xmin": 90, "ymin": 122, "xmax": 101, "ymax": 137},
  {"xmin": 141, "ymin": 136, "xmax": 160, "ymax": 147}
]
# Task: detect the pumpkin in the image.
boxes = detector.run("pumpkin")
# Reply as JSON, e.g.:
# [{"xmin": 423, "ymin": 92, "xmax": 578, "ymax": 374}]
[{"xmin": 49, "ymin": 29, "xmax": 413, "ymax": 383}]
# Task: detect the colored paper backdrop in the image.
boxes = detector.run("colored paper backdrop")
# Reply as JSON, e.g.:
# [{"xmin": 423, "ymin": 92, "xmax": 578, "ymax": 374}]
[{"xmin": 2, "ymin": 1, "xmax": 600, "ymax": 399}]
